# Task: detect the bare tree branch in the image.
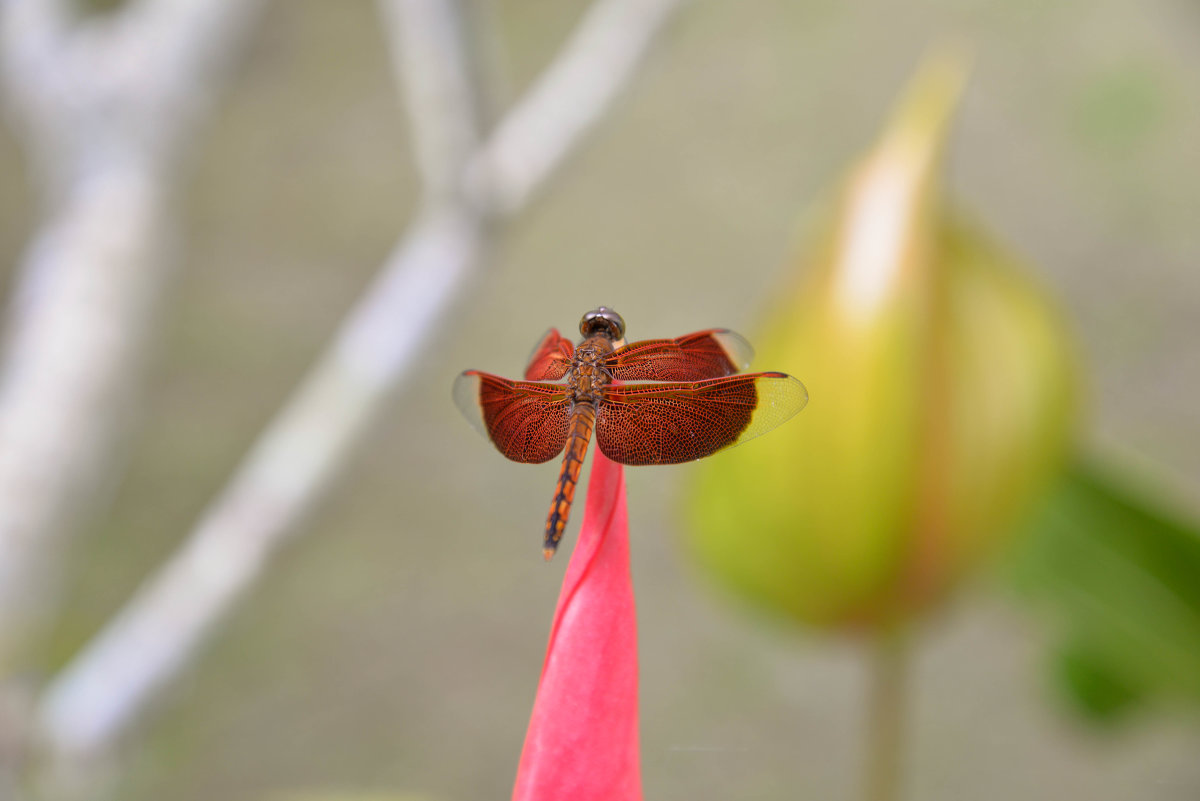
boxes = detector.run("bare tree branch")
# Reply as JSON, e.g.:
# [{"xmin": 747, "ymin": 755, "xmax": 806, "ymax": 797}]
[
  {"xmin": 468, "ymin": 0, "xmax": 681, "ymax": 214},
  {"xmin": 0, "ymin": 0, "xmax": 72, "ymax": 187},
  {"xmin": 1, "ymin": 0, "xmax": 265, "ymax": 197},
  {"xmin": 0, "ymin": 0, "xmax": 268, "ymax": 675},
  {"xmin": 35, "ymin": 0, "xmax": 686, "ymax": 767},
  {"xmin": 379, "ymin": 0, "xmax": 482, "ymax": 198}
]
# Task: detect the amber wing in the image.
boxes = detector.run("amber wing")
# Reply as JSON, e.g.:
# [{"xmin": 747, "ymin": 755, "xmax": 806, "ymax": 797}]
[
  {"xmin": 524, "ymin": 328, "xmax": 574, "ymax": 380},
  {"xmin": 453, "ymin": 371, "xmax": 571, "ymax": 463},
  {"xmin": 595, "ymin": 372, "xmax": 807, "ymax": 465},
  {"xmin": 604, "ymin": 329, "xmax": 754, "ymax": 381}
]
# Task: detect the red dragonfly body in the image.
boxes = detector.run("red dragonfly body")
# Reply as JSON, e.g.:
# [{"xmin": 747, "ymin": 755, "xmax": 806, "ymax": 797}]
[{"xmin": 454, "ymin": 307, "xmax": 807, "ymax": 558}]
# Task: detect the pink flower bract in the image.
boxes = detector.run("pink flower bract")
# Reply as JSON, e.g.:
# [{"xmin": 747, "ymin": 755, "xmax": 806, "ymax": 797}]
[{"xmin": 513, "ymin": 446, "xmax": 641, "ymax": 801}]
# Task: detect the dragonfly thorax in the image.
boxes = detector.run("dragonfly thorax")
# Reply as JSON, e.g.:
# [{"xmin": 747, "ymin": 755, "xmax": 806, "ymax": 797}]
[{"xmin": 567, "ymin": 337, "xmax": 614, "ymax": 404}]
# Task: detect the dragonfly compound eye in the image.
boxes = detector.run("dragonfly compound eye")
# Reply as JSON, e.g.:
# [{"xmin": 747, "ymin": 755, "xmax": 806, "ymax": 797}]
[{"xmin": 580, "ymin": 307, "xmax": 626, "ymax": 340}]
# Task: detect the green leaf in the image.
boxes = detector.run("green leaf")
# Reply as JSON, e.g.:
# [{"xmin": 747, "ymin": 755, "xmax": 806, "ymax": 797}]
[
  {"xmin": 1008, "ymin": 460, "xmax": 1200, "ymax": 722},
  {"xmin": 1054, "ymin": 637, "xmax": 1145, "ymax": 723}
]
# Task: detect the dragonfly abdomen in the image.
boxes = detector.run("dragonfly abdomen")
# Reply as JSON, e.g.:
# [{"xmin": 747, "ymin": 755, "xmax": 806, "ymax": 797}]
[{"xmin": 543, "ymin": 402, "xmax": 597, "ymax": 559}]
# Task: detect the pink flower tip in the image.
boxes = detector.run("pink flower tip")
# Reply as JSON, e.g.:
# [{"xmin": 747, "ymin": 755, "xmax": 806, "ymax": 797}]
[{"xmin": 513, "ymin": 446, "xmax": 642, "ymax": 801}]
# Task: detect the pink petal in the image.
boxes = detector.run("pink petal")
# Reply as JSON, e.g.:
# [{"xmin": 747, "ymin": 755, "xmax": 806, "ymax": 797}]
[{"xmin": 513, "ymin": 446, "xmax": 641, "ymax": 801}]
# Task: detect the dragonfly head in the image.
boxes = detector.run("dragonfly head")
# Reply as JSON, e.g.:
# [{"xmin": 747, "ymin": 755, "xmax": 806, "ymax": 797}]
[{"xmin": 580, "ymin": 307, "xmax": 626, "ymax": 341}]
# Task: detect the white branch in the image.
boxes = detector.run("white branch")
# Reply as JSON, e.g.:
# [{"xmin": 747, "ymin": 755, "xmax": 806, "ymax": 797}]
[
  {"xmin": 0, "ymin": 172, "xmax": 169, "ymax": 668},
  {"xmin": 36, "ymin": 206, "xmax": 485, "ymax": 763},
  {"xmin": 0, "ymin": 0, "xmax": 268, "ymax": 674},
  {"xmin": 379, "ymin": 0, "xmax": 482, "ymax": 197},
  {"xmin": 1, "ymin": 0, "xmax": 265, "ymax": 196},
  {"xmin": 0, "ymin": 0, "xmax": 70, "ymax": 145},
  {"xmin": 467, "ymin": 0, "xmax": 681, "ymax": 214},
  {"xmin": 35, "ymin": 0, "xmax": 686, "ymax": 764}
]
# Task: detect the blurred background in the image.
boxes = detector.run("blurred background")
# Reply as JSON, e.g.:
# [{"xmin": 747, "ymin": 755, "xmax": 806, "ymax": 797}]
[{"xmin": 0, "ymin": 0, "xmax": 1198, "ymax": 800}]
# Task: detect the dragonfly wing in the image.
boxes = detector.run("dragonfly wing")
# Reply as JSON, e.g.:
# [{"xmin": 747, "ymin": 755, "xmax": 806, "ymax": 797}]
[
  {"xmin": 604, "ymin": 329, "xmax": 754, "ymax": 381},
  {"xmin": 453, "ymin": 371, "xmax": 571, "ymax": 463},
  {"xmin": 595, "ymin": 372, "xmax": 807, "ymax": 465},
  {"xmin": 525, "ymin": 328, "xmax": 574, "ymax": 380}
]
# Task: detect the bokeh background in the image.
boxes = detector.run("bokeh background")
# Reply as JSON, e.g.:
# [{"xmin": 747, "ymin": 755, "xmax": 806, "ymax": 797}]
[{"xmin": 1, "ymin": 0, "xmax": 1198, "ymax": 799}]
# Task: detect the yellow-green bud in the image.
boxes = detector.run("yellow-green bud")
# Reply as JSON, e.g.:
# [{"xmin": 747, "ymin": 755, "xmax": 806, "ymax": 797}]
[{"xmin": 685, "ymin": 52, "xmax": 1076, "ymax": 630}]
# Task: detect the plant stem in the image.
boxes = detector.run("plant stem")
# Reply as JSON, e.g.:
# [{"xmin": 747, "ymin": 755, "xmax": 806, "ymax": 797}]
[{"xmin": 864, "ymin": 626, "xmax": 909, "ymax": 801}]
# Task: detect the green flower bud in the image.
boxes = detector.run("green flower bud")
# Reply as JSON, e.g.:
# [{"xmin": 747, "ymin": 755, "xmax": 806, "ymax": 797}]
[{"xmin": 685, "ymin": 52, "xmax": 1076, "ymax": 630}]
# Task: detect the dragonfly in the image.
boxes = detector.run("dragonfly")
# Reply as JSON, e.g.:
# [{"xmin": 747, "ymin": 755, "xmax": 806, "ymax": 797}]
[{"xmin": 454, "ymin": 307, "xmax": 808, "ymax": 559}]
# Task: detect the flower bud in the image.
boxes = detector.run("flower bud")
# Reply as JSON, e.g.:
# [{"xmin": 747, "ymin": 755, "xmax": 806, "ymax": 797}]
[{"xmin": 685, "ymin": 52, "xmax": 1076, "ymax": 630}]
